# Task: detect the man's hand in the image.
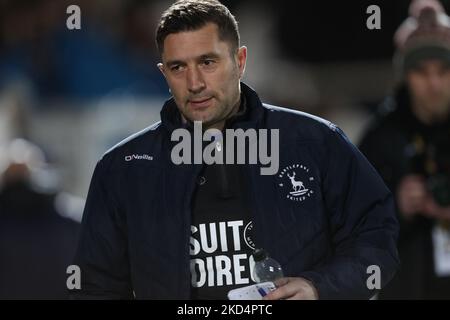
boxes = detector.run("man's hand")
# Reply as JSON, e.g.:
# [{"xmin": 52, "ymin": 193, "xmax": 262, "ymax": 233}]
[
  {"xmin": 397, "ymin": 174, "xmax": 427, "ymax": 218},
  {"xmin": 263, "ymin": 277, "xmax": 319, "ymax": 300}
]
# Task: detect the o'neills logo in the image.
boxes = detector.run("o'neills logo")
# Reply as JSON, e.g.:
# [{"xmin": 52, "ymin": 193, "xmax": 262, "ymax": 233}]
[{"xmin": 125, "ymin": 154, "xmax": 153, "ymax": 162}]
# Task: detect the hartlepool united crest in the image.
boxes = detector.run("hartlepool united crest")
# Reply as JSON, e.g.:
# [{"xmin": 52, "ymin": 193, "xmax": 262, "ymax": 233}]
[{"xmin": 278, "ymin": 164, "xmax": 315, "ymax": 202}]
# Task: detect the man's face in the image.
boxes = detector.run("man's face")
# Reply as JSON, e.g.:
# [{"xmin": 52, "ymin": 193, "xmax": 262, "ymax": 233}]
[
  {"xmin": 158, "ymin": 23, "xmax": 246, "ymax": 129},
  {"xmin": 406, "ymin": 59, "xmax": 450, "ymax": 122}
]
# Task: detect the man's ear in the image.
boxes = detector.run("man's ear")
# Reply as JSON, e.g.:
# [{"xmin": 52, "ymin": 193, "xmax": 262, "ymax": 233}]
[
  {"xmin": 157, "ymin": 62, "xmax": 166, "ymax": 78},
  {"xmin": 236, "ymin": 46, "xmax": 247, "ymax": 78}
]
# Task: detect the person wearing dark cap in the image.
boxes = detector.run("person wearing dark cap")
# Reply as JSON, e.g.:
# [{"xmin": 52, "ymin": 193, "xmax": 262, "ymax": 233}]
[
  {"xmin": 359, "ymin": 0, "xmax": 450, "ymax": 299},
  {"xmin": 72, "ymin": 0, "xmax": 399, "ymax": 300}
]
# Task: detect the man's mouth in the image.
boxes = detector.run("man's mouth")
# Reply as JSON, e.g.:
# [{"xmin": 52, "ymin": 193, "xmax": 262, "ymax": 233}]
[{"xmin": 188, "ymin": 96, "xmax": 213, "ymax": 109}]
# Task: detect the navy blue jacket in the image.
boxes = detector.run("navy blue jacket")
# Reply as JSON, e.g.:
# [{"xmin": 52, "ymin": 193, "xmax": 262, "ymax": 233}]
[{"xmin": 73, "ymin": 83, "xmax": 399, "ymax": 299}]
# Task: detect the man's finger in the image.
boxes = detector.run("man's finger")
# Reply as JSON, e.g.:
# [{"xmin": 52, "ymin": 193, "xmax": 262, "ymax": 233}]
[
  {"xmin": 263, "ymin": 279, "xmax": 297, "ymax": 300},
  {"xmin": 273, "ymin": 277, "xmax": 290, "ymax": 288}
]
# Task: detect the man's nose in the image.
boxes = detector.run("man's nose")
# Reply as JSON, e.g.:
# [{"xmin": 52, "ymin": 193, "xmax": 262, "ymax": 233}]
[{"xmin": 187, "ymin": 67, "xmax": 206, "ymax": 94}]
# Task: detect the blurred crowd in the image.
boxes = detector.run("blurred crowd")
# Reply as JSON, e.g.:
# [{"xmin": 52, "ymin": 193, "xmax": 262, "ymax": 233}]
[{"xmin": 0, "ymin": 0, "xmax": 169, "ymax": 101}]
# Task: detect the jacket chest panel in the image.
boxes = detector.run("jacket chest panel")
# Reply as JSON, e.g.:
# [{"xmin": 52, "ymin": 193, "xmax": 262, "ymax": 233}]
[{"xmin": 248, "ymin": 141, "xmax": 329, "ymax": 268}]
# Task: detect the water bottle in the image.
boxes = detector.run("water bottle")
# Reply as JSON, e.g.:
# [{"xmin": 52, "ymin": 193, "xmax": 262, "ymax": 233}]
[{"xmin": 252, "ymin": 248, "xmax": 284, "ymax": 283}]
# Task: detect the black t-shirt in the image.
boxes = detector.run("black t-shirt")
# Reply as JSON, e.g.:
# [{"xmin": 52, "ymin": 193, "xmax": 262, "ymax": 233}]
[{"xmin": 190, "ymin": 160, "xmax": 256, "ymax": 300}]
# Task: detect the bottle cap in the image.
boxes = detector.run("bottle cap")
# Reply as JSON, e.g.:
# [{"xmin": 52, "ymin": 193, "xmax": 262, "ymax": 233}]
[{"xmin": 252, "ymin": 248, "xmax": 268, "ymax": 262}]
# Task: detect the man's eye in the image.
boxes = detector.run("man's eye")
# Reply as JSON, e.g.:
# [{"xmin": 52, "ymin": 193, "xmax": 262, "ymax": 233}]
[
  {"xmin": 170, "ymin": 65, "xmax": 182, "ymax": 72},
  {"xmin": 202, "ymin": 60, "xmax": 215, "ymax": 67}
]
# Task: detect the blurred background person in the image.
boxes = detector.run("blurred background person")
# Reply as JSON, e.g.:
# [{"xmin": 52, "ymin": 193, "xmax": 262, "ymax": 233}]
[
  {"xmin": 359, "ymin": 0, "xmax": 450, "ymax": 299},
  {"xmin": 0, "ymin": 139, "xmax": 81, "ymax": 299}
]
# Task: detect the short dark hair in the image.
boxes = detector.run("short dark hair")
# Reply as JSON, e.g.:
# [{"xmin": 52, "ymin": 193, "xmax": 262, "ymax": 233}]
[{"xmin": 156, "ymin": 0, "xmax": 240, "ymax": 55}]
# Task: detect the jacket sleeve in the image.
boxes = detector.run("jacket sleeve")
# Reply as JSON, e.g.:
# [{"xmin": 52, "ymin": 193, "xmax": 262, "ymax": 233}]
[
  {"xmin": 70, "ymin": 159, "xmax": 133, "ymax": 299},
  {"xmin": 299, "ymin": 126, "xmax": 400, "ymax": 299}
]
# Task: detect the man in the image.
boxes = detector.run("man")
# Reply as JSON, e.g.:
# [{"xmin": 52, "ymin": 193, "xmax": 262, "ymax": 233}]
[
  {"xmin": 359, "ymin": 0, "xmax": 450, "ymax": 299},
  {"xmin": 73, "ymin": 0, "xmax": 399, "ymax": 299}
]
